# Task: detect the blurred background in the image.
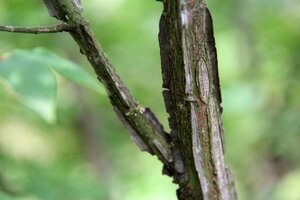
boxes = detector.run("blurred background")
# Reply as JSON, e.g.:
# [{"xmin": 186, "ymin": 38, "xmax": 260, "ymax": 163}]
[{"xmin": 0, "ymin": 0, "xmax": 299, "ymax": 199}]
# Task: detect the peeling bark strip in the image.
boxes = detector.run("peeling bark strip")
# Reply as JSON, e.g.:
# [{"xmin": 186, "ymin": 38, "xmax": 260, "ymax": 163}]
[{"xmin": 159, "ymin": 0, "xmax": 237, "ymax": 199}]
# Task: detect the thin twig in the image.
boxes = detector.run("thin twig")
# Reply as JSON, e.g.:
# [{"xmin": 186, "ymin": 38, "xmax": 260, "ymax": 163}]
[{"xmin": 0, "ymin": 23, "xmax": 72, "ymax": 34}]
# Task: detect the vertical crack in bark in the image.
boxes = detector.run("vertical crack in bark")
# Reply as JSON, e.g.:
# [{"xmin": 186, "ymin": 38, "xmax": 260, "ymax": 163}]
[
  {"xmin": 159, "ymin": 0, "xmax": 237, "ymax": 199},
  {"xmin": 191, "ymin": 103, "xmax": 210, "ymax": 200}
]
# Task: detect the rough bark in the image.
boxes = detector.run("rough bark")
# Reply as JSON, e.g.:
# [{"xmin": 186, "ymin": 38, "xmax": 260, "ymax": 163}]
[
  {"xmin": 159, "ymin": 0, "xmax": 237, "ymax": 199},
  {"xmin": 0, "ymin": 0, "xmax": 238, "ymax": 199},
  {"xmin": 41, "ymin": 0, "xmax": 173, "ymax": 171}
]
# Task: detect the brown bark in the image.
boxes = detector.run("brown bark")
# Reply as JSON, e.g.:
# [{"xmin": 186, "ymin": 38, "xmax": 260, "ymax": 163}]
[
  {"xmin": 41, "ymin": 0, "xmax": 173, "ymax": 172},
  {"xmin": 159, "ymin": 0, "xmax": 237, "ymax": 199}
]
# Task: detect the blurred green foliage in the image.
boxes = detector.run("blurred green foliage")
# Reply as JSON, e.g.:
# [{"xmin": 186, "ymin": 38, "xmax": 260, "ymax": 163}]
[
  {"xmin": 0, "ymin": 48, "xmax": 103, "ymax": 123},
  {"xmin": 0, "ymin": 0, "xmax": 299, "ymax": 200}
]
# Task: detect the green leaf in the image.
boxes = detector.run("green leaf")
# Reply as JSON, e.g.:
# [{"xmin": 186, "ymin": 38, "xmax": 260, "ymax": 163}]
[
  {"xmin": 0, "ymin": 48, "xmax": 104, "ymax": 123},
  {"xmin": 29, "ymin": 48, "xmax": 104, "ymax": 95},
  {"xmin": 0, "ymin": 50, "xmax": 57, "ymax": 123}
]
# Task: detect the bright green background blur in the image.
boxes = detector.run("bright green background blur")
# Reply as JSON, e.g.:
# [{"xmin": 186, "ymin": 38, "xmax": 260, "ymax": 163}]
[{"xmin": 0, "ymin": 0, "xmax": 300, "ymax": 200}]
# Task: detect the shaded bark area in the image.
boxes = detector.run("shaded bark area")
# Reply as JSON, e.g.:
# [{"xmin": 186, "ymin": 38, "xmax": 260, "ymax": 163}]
[{"xmin": 159, "ymin": 0, "xmax": 237, "ymax": 199}]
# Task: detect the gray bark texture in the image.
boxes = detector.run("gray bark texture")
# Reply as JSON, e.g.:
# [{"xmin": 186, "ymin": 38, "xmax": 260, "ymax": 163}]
[
  {"xmin": 158, "ymin": 0, "xmax": 237, "ymax": 199},
  {"xmin": 1, "ymin": 0, "xmax": 238, "ymax": 199}
]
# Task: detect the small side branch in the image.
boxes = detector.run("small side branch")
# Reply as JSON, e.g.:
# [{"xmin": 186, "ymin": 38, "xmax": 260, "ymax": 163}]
[
  {"xmin": 41, "ymin": 1, "xmax": 174, "ymax": 171},
  {"xmin": 0, "ymin": 23, "xmax": 72, "ymax": 34}
]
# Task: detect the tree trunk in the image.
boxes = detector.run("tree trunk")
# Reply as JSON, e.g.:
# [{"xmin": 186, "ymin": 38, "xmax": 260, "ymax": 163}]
[{"xmin": 158, "ymin": 0, "xmax": 237, "ymax": 199}]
